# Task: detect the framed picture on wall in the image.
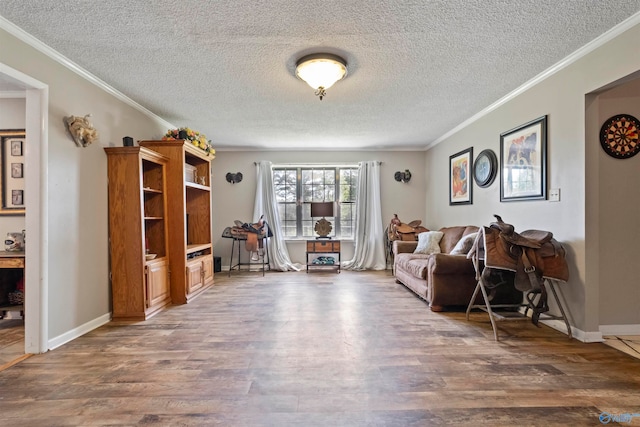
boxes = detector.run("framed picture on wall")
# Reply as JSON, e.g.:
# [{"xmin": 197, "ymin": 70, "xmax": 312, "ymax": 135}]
[
  {"xmin": 11, "ymin": 163, "xmax": 23, "ymax": 178},
  {"xmin": 500, "ymin": 116, "xmax": 547, "ymax": 202},
  {"xmin": 11, "ymin": 190, "xmax": 23, "ymax": 206},
  {"xmin": 10, "ymin": 139, "xmax": 22, "ymax": 156},
  {"xmin": 449, "ymin": 147, "xmax": 473, "ymax": 205},
  {"xmin": 0, "ymin": 129, "xmax": 26, "ymax": 215}
]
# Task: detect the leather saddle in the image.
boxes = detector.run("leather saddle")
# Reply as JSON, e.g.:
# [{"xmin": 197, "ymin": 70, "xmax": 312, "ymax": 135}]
[
  {"xmin": 387, "ymin": 215, "xmax": 429, "ymax": 241},
  {"xmin": 469, "ymin": 215, "xmax": 569, "ymax": 325},
  {"xmin": 230, "ymin": 215, "xmax": 267, "ymax": 252}
]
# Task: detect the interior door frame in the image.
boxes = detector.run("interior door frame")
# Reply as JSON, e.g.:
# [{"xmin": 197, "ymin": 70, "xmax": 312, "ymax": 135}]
[{"xmin": 0, "ymin": 62, "xmax": 48, "ymax": 354}]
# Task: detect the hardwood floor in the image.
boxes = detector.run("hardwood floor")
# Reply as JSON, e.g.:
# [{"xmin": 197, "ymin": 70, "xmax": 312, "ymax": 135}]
[
  {"xmin": 604, "ymin": 335, "xmax": 640, "ymax": 360},
  {"xmin": 0, "ymin": 318, "xmax": 26, "ymax": 368},
  {"xmin": 1, "ymin": 270, "xmax": 640, "ymax": 426}
]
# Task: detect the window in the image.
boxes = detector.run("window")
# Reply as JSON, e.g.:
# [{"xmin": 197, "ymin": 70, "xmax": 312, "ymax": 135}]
[{"xmin": 273, "ymin": 166, "xmax": 359, "ymax": 239}]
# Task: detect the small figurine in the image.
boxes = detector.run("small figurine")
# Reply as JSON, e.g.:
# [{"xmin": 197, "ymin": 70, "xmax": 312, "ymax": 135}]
[{"xmin": 5, "ymin": 230, "xmax": 25, "ymax": 251}]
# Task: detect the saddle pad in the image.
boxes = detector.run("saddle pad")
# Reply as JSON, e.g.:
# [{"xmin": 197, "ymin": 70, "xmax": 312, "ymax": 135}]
[{"xmin": 482, "ymin": 226, "xmax": 518, "ymax": 272}]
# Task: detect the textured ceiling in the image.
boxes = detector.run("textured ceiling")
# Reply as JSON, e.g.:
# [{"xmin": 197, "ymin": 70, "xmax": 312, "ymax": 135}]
[{"xmin": 1, "ymin": 1, "xmax": 639, "ymax": 150}]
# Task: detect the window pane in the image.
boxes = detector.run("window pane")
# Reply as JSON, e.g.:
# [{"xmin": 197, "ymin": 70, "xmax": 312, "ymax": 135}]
[
  {"xmin": 303, "ymin": 221, "xmax": 314, "ymax": 237},
  {"xmin": 324, "ymin": 187, "xmax": 334, "ymax": 201},
  {"xmin": 324, "ymin": 169, "xmax": 335, "ymax": 184},
  {"xmin": 340, "ymin": 203, "xmax": 352, "ymax": 218},
  {"xmin": 302, "ymin": 203, "xmax": 311, "ymax": 220},
  {"xmin": 312, "ymin": 169, "xmax": 323, "ymax": 184},
  {"xmin": 284, "ymin": 225, "xmax": 297, "ymax": 237},
  {"xmin": 273, "ymin": 166, "xmax": 358, "ymax": 239},
  {"xmin": 274, "ymin": 168, "xmax": 297, "ymax": 203}
]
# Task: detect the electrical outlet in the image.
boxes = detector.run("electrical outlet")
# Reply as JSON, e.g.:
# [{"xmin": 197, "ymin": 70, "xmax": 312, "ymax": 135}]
[{"xmin": 549, "ymin": 188, "xmax": 560, "ymax": 202}]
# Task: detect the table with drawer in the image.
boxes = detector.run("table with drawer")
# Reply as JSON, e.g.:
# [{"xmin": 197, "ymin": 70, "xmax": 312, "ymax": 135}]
[
  {"xmin": 306, "ymin": 240, "xmax": 340, "ymax": 273},
  {"xmin": 0, "ymin": 251, "xmax": 25, "ymax": 319}
]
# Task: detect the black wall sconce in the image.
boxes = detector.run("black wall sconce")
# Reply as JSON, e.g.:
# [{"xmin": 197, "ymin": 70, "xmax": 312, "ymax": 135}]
[
  {"xmin": 226, "ymin": 172, "xmax": 243, "ymax": 184},
  {"xmin": 394, "ymin": 169, "xmax": 412, "ymax": 183}
]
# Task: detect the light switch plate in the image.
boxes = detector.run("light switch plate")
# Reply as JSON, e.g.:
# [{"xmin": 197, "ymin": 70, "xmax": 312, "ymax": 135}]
[{"xmin": 549, "ymin": 188, "xmax": 560, "ymax": 202}]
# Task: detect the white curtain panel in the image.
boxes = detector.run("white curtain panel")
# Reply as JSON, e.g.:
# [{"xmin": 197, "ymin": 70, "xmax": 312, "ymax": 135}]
[
  {"xmin": 342, "ymin": 161, "xmax": 386, "ymax": 270},
  {"xmin": 253, "ymin": 161, "xmax": 301, "ymax": 271}
]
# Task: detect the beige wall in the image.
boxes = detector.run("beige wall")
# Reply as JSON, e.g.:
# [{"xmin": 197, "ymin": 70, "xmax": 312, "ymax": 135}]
[
  {"xmin": 1, "ymin": 28, "xmax": 170, "ymax": 341},
  {"xmin": 212, "ymin": 150, "xmax": 426, "ymax": 266},
  {"xmin": 593, "ymin": 78, "xmax": 640, "ymax": 326},
  {"xmin": 426, "ymin": 22, "xmax": 640, "ymax": 336}
]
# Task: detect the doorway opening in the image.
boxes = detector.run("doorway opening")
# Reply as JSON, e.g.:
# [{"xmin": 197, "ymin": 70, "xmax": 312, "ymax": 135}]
[{"xmin": 0, "ymin": 62, "xmax": 49, "ymax": 361}]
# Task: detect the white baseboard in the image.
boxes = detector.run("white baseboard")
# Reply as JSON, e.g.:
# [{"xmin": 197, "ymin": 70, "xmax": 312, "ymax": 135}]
[
  {"xmin": 539, "ymin": 319, "xmax": 640, "ymax": 343},
  {"xmin": 577, "ymin": 330, "xmax": 605, "ymax": 343},
  {"xmin": 513, "ymin": 301, "xmax": 604, "ymax": 343},
  {"xmin": 600, "ymin": 324, "xmax": 640, "ymax": 336},
  {"xmin": 48, "ymin": 312, "xmax": 111, "ymax": 350},
  {"xmin": 538, "ymin": 319, "xmax": 604, "ymax": 342}
]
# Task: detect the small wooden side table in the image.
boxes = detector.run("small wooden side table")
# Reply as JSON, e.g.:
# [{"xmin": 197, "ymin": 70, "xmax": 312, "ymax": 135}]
[
  {"xmin": 0, "ymin": 251, "xmax": 25, "ymax": 319},
  {"xmin": 306, "ymin": 240, "xmax": 340, "ymax": 273}
]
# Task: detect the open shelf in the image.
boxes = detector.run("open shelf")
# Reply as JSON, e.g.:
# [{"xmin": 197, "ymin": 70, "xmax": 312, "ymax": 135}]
[
  {"xmin": 185, "ymin": 182, "xmax": 211, "ymax": 192},
  {"xmin": 0, "ymin": 304, "xmax": 23, "ymax": 311},
  {"xmin": 186, "ymin": 243, "xmax": 212, "ymax": 255}
]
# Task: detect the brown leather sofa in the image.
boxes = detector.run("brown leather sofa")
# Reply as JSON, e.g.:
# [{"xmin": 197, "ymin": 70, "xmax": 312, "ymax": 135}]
[{"xmin": 393, "ymin": 225, "xmax": 522, "ymax": 311}]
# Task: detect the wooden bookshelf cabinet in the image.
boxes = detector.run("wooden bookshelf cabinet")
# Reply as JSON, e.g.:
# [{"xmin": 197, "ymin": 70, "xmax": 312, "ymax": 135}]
[
  {"xmin": 139, "ymin": 140, "xmax": 215, "ymax": 304},
  {"xmin": 105, "ymin": 147, "xmax": 171, "ymax": 320}
]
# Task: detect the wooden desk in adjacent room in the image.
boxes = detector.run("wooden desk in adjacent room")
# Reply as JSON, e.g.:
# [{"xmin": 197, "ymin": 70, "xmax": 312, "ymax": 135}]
[{"xmin": 0, "ymin": 251, "xmax": 25, "ymax": 319}]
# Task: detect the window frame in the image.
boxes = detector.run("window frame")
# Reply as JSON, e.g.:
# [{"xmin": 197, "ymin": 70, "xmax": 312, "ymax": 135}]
[{"xmin": 272, "ymin": 165, "xmax": 359, "ymax": 240}]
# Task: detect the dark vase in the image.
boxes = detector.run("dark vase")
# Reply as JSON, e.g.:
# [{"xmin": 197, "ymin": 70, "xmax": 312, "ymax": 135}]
[{"xmin": 178, "ymin": 130, "xmax": 188, "ymax": 139}]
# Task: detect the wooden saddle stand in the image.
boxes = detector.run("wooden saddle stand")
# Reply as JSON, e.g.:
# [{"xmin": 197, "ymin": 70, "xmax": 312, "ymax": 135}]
[
  {"xmin": 466, "ymin": 215, "xmax": 572, "ymax": 341},
  {"xmin": 231, "ymin": 215, "xmax": 266, "ymax": 254},
  {"xmin": 223, "ymin": 215, "xmax": 272, "ymax": 277}
]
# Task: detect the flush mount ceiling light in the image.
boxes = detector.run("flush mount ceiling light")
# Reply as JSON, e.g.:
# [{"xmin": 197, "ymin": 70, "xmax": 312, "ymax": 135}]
[{"xmin": 295, "ymin": 53, "xmax": 347, "ymax": 101}]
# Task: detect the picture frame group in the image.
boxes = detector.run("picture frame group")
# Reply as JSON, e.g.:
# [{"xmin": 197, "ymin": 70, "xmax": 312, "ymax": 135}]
[
  {"xmin": 449, "ymin": 115, "xmax": 548, "ymax": 205},
  {"xmin": 0, "ymin": 129, "xmax": 26, "ymax": 215}
]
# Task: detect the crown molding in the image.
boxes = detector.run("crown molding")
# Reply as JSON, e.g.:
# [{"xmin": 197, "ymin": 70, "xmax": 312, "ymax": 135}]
[
  {"xmin": 426, "ymin": 11, "xmax": 640, "ymax": 151},
  {"xmin": 0, "ymin": 15, "xmax": 174, "ymax": 130}
]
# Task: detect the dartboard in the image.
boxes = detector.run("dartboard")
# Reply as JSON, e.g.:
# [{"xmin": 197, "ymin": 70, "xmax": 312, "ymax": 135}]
[{"xmin": 599, "ymin": 114, "xmax": 640, "ymax": 159}]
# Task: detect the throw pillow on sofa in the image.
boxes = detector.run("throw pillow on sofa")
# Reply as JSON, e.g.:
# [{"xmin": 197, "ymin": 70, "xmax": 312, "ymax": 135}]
[
  {"xmin": 413, "ymin": 231, "xmax": 444, "ymax": 255},
  {"xmin": 450, "ymin": 232, "xmax": 478, "ymax": 256}
]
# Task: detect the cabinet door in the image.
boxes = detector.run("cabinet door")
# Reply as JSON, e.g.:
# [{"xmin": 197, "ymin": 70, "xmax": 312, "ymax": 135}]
[
  {"xmin": 146, "ymin": 260, "xmax": 169, "ymax": 309},
  {"xmin": 186, "ymin": 260, "xmax": 204, "ymax": 294},
  {"xmin": 202, "ymin": 255, "xmax": 214, "ymax": 286}
]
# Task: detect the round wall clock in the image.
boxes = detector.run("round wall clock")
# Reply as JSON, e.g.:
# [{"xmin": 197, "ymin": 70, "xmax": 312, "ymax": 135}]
[
  {"xmin": 473, "ymin": 149, "xmax": 498, "ymax": 188},
  {"xmin": 599, "ymin": 114, "xmax": 639, "ymax": 159}
]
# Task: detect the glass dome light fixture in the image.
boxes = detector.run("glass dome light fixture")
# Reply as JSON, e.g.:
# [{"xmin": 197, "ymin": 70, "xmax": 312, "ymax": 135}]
[{"xmin": 295, "ymin": 53, "xmax": 348, "ymax": 101}]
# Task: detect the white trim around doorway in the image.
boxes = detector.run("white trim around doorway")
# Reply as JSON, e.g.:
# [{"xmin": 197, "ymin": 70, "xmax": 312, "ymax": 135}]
[{"xmin": 0, "ymin": 62, "xmax": 48, "ymax": 354}]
